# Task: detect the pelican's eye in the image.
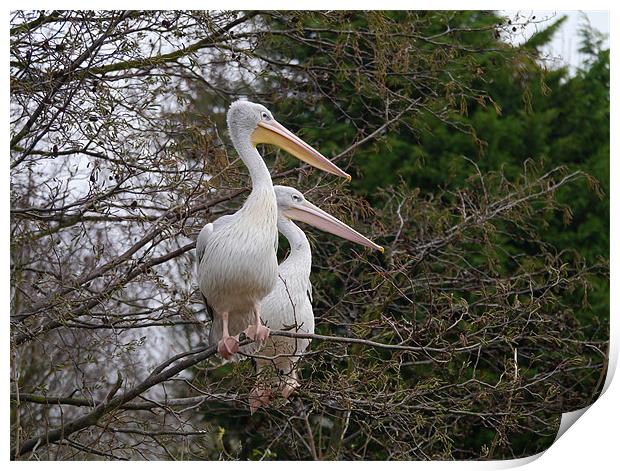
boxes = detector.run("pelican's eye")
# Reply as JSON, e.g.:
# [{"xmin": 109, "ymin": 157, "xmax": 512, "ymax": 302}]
[
  {"xmin": 292, "ymin": 194, "xmax": 302, "ymax": 203},
  {"xmin": 261, "ymin": 111, "xmax": 269, "ymax": 120}
]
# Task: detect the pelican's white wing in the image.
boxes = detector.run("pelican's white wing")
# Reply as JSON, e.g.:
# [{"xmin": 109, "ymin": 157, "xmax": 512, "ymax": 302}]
[
  {"xmin": 196, "ymin": 215, "xmax": 233, "ymax": 323},
  {"xmin": 196, "ymin": 215, "xmax": 234, "ymax": 266}
]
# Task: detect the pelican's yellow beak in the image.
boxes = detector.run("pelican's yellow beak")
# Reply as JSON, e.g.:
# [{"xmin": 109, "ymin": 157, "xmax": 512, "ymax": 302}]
[
  {"xmin": 283, "ymin": 200, "xmax": 383, "ymax": 252},
  {"xmin": 251, "ymin": 120, "xmax": 351, "ymax": 181}
]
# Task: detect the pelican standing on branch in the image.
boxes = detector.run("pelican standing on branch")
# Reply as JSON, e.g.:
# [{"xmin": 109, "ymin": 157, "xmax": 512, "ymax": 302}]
[
  {"xmin": 247, "ymin": 185, "xmax": 383, "ymax": 413},
  {"xmin": 197, "ymin": 101, "xmax": 350, "ymax": 360}
]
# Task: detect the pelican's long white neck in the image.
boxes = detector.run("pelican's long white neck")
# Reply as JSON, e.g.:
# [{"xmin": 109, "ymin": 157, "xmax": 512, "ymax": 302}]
[
  {"xmin": 230, "ymin": 126, "xmax": 273, "ymax": 191},
  {"xmin": 229, "ymin": 122, "xmax": 277, "ymax": 231},
  {"xmin": 278, "ymin": 215, "xmax": 312, "ymax": 277}
]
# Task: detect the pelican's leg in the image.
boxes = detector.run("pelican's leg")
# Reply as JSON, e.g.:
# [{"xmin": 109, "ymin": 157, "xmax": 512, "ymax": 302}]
[
  {"xmin": 217, "ymin": 311, "xmax": 239, "ymax": 360},
  {"xmin": 281, "ymin": 369, "xmax": 300, "ymax": 400},
  {"xmin": 244, "ymin": 302, "xmax": 270, "ymax": 343}
]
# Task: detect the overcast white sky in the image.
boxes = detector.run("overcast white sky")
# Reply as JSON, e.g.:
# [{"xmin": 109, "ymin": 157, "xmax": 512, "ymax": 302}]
[{"xmin": 503, "ymin": 10, "xmax": 610, "ymax": 71}]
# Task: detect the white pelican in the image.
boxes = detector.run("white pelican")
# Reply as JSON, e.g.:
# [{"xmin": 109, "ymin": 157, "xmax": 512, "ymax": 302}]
[
  {"xmin": 245, "ymin": 185, "xmax": 383, "ymax": 413},
  {"xmin": 197, "ymin": 101, "xmax": 350, "ymax": 360}
]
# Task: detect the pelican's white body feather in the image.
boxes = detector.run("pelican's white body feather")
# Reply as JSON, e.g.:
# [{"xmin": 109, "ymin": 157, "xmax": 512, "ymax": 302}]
[
  {"xmin": 257, "ymin": 218, "xmax": 314, "ymax": 374},
  {"xmin": 197, "ymin": 188, "xmax": 278, "ymax": 347}
]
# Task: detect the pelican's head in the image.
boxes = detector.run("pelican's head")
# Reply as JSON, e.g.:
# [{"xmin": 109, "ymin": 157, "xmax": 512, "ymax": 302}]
[
  {"xmin": 227, "ymin": 100, "xmax": 351, "ymax": 180},
  {"xmin": 274, "ymin": 185, "xmax": 383, "ymax": 252}
]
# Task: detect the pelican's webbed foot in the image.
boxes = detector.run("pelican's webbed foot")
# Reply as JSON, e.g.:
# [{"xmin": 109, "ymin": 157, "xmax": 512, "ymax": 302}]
[
  {"xmin": 244, "ymin": 323, "xmax": 270, "ymax": 343},
  {"xmin": 249, "ymin": 385, "xmax": 271, "ymax": 414},
  {"xmin": 281, "ymin": 372, "xmax": 300, "ymax": 399},
  {"xmin": 217, "ymin": 335, "xmax": 240, "ymax": 359}
]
